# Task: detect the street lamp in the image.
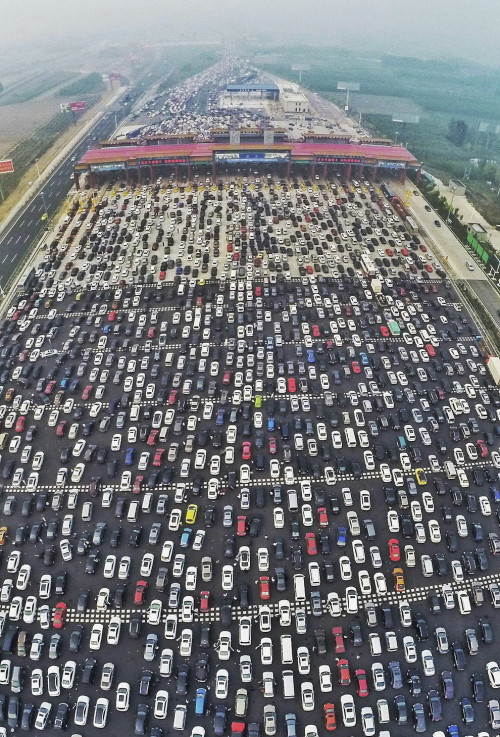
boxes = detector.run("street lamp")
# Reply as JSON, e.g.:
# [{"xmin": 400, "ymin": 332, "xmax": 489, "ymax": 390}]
[{"xmin": 35, "ymin": 159, "xmax": 40, "ymax": 178}]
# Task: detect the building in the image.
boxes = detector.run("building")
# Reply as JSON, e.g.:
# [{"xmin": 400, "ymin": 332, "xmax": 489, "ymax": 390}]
[
  {"xmin": 279, "ymin": 84, "xmax": 309, "ymax": 114},
  {"xmin": 449, "ymin": 179, "xmax": 467, "ymax": 196},
  {"xmin": 467, "ymin": 222, "xmax": 489, "ymax": 245}
]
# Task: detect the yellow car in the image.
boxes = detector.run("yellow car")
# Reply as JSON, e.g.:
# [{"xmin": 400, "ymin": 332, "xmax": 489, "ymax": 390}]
[
  {"xmin": 185, "ymin": 504, "xmax": 198, "ymax": 524},
  {"xmin": 393, "ymin": 567, "xmax": 405, "ymax": 593},
  {"xmin": 0, "ymin": 527, "xmax": 8, "ymax": 546},
  {"xmin": 254, "ymin": 395, "xmax": 262, "ymax": 409},
  {"xmin": 415, "ymin": 468, "xmax": 427, "ymax": 486}
]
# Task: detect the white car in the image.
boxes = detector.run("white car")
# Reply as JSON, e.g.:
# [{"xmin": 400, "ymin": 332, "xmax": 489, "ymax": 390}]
[
  {"xmin": 387, "ymin": 510, "xmax": 400, "ymax": 532},
  {"xmin": 403, "ymin": 635, "xmax": 417, "ymax": 663},
  {"xmin": 260, "ymin": 638, "xmax": 273, "ymax": 665},
  {"xmin": 421, "ymin": 649, "xmax": 435, "ymax": 676},
  {"xmin": 319, "ymin": 664, "xmax": 333, "ymax": 692},
  {"xmin": 90, "ymin": 623, "xmax": 103, "ymax": 651},
  {"xmin": 273, "ymin": 507, "xmax": 285, "ymax": 528},
  {"xmin": 339, "ymin": 556, "xmax": 352, "ymax": 580},
  {"xmin": 159, "ymin": 648, "xmax": 173, "ymax": 677},
  {"xmin": 154, "ymin": 690, "xmax": 169, "ymax": 720},
  {"xmin": 140, "ymin": 553, "xmax": 154, "ymax": 577},
  {"xmin": 327, "ymin": 592, "xmax": 342, "ymax": 617},
  {"xmin": 345, "ymin": 587, "xmax": 358, "ymax": 614},
  {"xmin": 301, "ymin": 681, "xmax": 315, "ymax": 712},
  {"xmin": 179, "ymin": 629, "xmax": 193, "ymax": 657},
  {"xmin": 258, "ymin": 548, "xmax": 269, "ymax": 572},
  {"xmin": 107, "ymin": 617, "xmax": 121, "ymax": 645},
  {"xmin": 341, "ymin": 694, "xmax": 357, "ymax": 727},
  {"xmin": 222, "ymin": 565, "xmax": 233, "ymax": 591},
  {"xmin": 352, "ymin": 540, "xmax": 366, "ymax": 563}
]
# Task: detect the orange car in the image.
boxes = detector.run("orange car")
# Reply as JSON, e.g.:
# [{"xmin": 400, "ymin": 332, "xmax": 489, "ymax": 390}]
[
  {"xmin": 324, "ymin": 703, "xmax": 336, "ymax": 731},
  {"xmin": 393, "ymin": 567, "xmax": 405, "ymax": 593},
  {"xmin": 0, "ymin": 527, "xmax": 7, "ymax": 546}
]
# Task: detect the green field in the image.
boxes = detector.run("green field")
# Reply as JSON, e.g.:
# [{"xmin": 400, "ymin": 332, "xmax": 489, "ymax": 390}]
[{"xmin": 256, "ymin": 45, "xmax": 500, "ymax": 224}]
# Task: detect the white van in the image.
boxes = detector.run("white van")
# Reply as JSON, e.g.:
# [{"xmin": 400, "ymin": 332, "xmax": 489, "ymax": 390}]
[
  {"xmin": 444, "ymin": 461, "xmax": 457, "ymax": 479},
  {"xmin": 377, "ymin": 699, "xmax": 390, "ymax": 724},
  {"xmin": 282, "ymin": 670, "xmax": 295, "ymax": 699},
  {"xmin": 293, "ymin": 574, "xmax": 306, "ymax": 603},
  {"xmin": 165, "ymin": 352, "xmax": 174, "ymax": 367},
  {"xmin": 141, "ymin": 492, "xmax": 153, "ymax": 513},
  {"xmin": 287, "ymin": 489, "xmax": 299, "ymax": 512},
  {"xmin": 159, "ymin": 426, "xmax": 169, "ymax": 443},
  {"xmin": 172, "ymin": 704, "xmax": 187, "ymax": 730},
  {"xmin": 345, "ymin": 427, "xmax": 357, "ymax": 448},
  {"xmin": 280, "ymin": 635, "xmax": 293, "ymax": 664},
  {"xmin": 127, "ymin": 501, "xmax": 139, "ymax": 523},
  {"xmin": 129, "ymin": 405, "xmax": 140, "ymax": 422}
]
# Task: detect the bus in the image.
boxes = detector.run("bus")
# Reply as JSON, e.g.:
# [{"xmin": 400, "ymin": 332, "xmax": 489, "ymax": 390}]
[
  {"xmin": 406, "ymin": 216, "xmax": 418, "ymax": 234},
  {"xmin": 360, "ymin": 254, "xmax": 376, "ymax": 277},
  {"xmin": 388, "ymin": 320, "xmax": 401, "ymax": 336}
]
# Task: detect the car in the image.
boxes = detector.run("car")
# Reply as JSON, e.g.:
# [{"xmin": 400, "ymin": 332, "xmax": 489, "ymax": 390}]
[
  {"xmin": 341, "ymin": 694, "xmax": 356, "ymax": 727},
  {"xmin": 487, "ymin": 660, "xmax": 500, "ymax": 687}
]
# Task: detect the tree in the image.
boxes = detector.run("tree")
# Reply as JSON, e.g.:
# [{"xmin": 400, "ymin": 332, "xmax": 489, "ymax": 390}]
[{"xmin": 446, "ymin": 119, "xmax": 468, "ymax": 147}]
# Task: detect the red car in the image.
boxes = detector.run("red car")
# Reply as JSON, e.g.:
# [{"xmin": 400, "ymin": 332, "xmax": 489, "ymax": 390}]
[
  {"xmin": 420, "ymin": 244, "xmax": 428, "ymax": 252},
  {"xmin": 338, "ymin": 659, "xmax": 351, "ymax": 686},
  {"xmin": 133, "ymin": 475, "xmax": 144, "ymax": 495},
  {"xmin": 477, "ymin": 439, "xmax": 489, "ymax": 458},
  {"xmin": 82, "ymin": 385, "xmax": 92, "ymax": 400},
  {"xmin": 380, "ymin": 326, "xmax": 390, "ymax": 337},
  {"xmin": 312, "ymin": 324, "xmax": 321, "ymax": 337},
  {"xmin": 332, "ymin": 626, "xmax": 345, "ymax": 653},
  {"xmin": 318, "ymin": 507, "xmax": 328, "ymax": 527},
  {"xmin": 259, "ymin": 576, "xmax": 270, "ymax": 600},
  {"xmin": 425, "ymin": 343, "xmax": 436, "ymax": 357},
  {"xmin": 242, "ymin": 442, "xmax": 252, "ymax": 460},
  {"xmin": 268, "ymin": 437, "xmax": 277, "ymax": 455},
  {"xmin": 159, "ymin": 271, "xmax": 166, "ymax": 280},
  {"xmin": 388, "ymin": 538, "xmax": 401, "ymax": 562},
  {"xmin": 352, "ymin": 361, "xmax": 361, "ymax": 374},
  {"xmin": 424, "ymin": 264, "xmax": 433, "ymax": 273},
  {"xmin": 200, "ymin": 591, "xmax": 210, "ymax": 612},
  {"xmin": 147, "ymin": 327, "xmax": 155, "ymax": 339},
  {"xmin": 53, "ymin": 602, "xmax": 67, "ymax": 629},
  {"xmin": 401, "ymin": 247, "xmax": 410, "ymax": 256},
  {"xmin": 134, "ymin": 580, "xmax": 147, "ymax": 605},
  {"xmin": 305, "ymin": 532, "xmax": 318, "ymax": 556},
  {"xmin": 147, "ymin": 430, "xmax": 158, "ymax": 446},
  {"xmin": 324, "ymin": 703, "xmax": 336, "ymax": 731},
  {"xmin": 44, "ymin": 380, "xmax": 56, "ymax": 395},
  {"xmin": 255, "ymin": 286, "xmax": 262, "ymax": 297},
  {"xmin": 355, "ymin": 668, "xmax": 369, "ymax": 697},
  {"xmin": 222, "ymin": 371, "xmax": 232, "ymax": 386},
  {"xmin": 168, "ymin": 390, "xmax": 178, "ymax": 405},
  {"xmin": 108, "ymin": 311, "xmax": 116, "ymax": 322},
  {"xmin": 153, "ymin": 448, "xmax": 165, "ymax": 467},
  {"xmin": 306, "ymin": 265, "xmax": 313, "ymax": 274},
  {"xmin": 386, "ymin": 248, "xmax": 393, "ymax": 256},
  {"xmin": 56, "ymin": 421, "xmax": 67, "ymax": 437},
  {"xmin": 287, "ymin": 378, "xmax": 296, "ymax": 393},
  {"xmin": 236, "ymin": 516, "xmax": 247, "ymax": 537},
  {"xmin": 15, "ymin": 416, "xmax": 26, "ymax": 433}
]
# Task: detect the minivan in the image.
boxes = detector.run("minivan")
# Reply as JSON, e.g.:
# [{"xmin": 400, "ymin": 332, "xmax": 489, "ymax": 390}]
[
  {"xmin": 127, "ymin": 501, "xmax": 139, "ymax": 523},
  {"xmin": 293, "ymin": 574, "xmax": 306, "ymax": 603},
  {"xmin": 280, "ymin": 635, "xmax": 293, "ymax": 664},
  {"xmin": 282, "ymin": 670, "xmax": 295, "ymax": 699},
  {"xmin": 173, "ymin": 704, "xmax": 187, "ymax": 730},
  {"xmin": 345, "ymin": 427, "xmax": 357, "ymax": 448},
  {"xmin": 287, "ymin": 489, "xmax": 298, "ymax": 512}
]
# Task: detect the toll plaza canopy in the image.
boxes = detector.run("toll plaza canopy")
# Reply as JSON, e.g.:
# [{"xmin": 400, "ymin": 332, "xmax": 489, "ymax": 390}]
[{"xmin": 76, "ymin": 140, "xmax": 420, "ymax": 173}]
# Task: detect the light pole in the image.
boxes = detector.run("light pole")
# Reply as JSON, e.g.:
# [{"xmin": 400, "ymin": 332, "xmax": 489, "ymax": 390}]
[
  {"xmin": 446, "ymin": 185, "xmax": 457, "ymax": 223},
  {"xmin": 35, "ymin": 159, "xmax": 40, "ymax": 178},
  {"xmin": 40, "ymin": 190, "xmax": 48, "ymax": 216}
]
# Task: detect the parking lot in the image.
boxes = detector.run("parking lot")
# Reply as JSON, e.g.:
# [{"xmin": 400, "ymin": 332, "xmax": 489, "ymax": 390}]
[{"xmin": 0, "ymin": 166, "xmax": 500, "ymax": 737}]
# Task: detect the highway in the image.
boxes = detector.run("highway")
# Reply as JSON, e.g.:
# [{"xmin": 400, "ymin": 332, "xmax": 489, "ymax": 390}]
[{"xmin": 0, "ymin": 103, "xmax": 132, "ymax": 290}]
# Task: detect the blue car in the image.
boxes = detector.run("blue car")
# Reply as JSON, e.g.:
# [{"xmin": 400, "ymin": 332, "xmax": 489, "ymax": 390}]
[
  {"xmin": 180, "ymin": 528, "xmax": 192, "ymax": 548},
  {"xmin": 195, "ymin": 687, "xmax": 207, "ymax": 716},
  {"xmin": 215, "ymin": 409, "xmax": 225, "ymax": 427},
  {"xmin": 267, "ymin": 418, "xmax": 275, "ymax": 432},
  {"xmin": 125, "ymin": 448, "xmax": 135, "ymax": 466},
  {"xmin": 447, "ymin": 726, "xmax": 459, "ymax": 737},
  {"xmin": 359, "ymin": 352, "xmax": 369, "ymax": 366},
  {"xmin": 490, "ymin": 486, "xmax": 500, "ymax": 503},
  {"xmin": 337, "ymin": 526, "xmax": 347, "ymax": 547},
  {"xmin": 103, "ymin": 324, "xmax": 111, "ymax": 333},
  {"xmin": 306, "ymin": 349, "xmax": 315, "ymax": 363},
  {"xmin": 60, "ymin": 378, "xmax": 70, "ymax": 389}
]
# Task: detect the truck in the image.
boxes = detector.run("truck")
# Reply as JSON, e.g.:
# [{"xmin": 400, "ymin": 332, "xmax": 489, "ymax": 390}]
[
  {"xmin": 371, "ymin": 278, "xmax": 382, "ymax": 294},
  {"xmin": 360, "ymin": 255, "xmax": 376, "ymax": 277},
  {"xmin": 387, "ymin": 320, "xmax": 401, "ymax": 337},
  {"xmin": 486, "ymin": 356, "xmax": 500, "ymax": 385}
]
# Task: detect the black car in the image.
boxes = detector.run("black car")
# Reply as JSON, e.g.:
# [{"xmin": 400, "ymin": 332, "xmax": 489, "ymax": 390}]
[
  {"xmin": 479, "ymin": 617, "xmax": 494, "ymax": 644},
  {"xmin": 54, "ymin": 572, "xmax": 66, "ymax": 595},
  {"xmin": 394, "ymin": 694, "xmax": 407, "ymax": 725},
  {"xmin": 195, "ymin": 653, "xmax": 209, "ymax": 682},
  {"xmin": 53, "ymin": 702, "xmax": 69, "ymax": 731},
  {"xmin": 134, "ymin": 704, "xmax": 149, "ymax": 736},
  {"xmin": 20, "ymin": 702, "xmax": 34, "ymax": 730},
  {"xmin": 441, "ymin": 670, "xmax": 454, "ymax": 699},
  {"xmin": 427, "ymin": 689, "xmax": 442, "ymax": 722},
  {"xmin": 388, "ymin": 661, "xmax": 403, "ymax": 689},
  {"xmin": 471, "ymin": 672, "xmax": 485, "ymax": 702},
  {"xmin": 214, "ymin": 705, "xmax": 227, "ymax": 736},
  {"xmin": 139, "ymin": 670, "xmax": 153, "ymax": 696},
  {"xmin": 69, "ymin": 625, "xmax": 84, "ymax": 653},
  {"xmin": 81, "ymin": 657, "xmax": 96, "ymax": 684},
  {"xmin": 176, "ymin": 664, "xmax": 189, "ymax": 696},
  {"xmin": 129, "ymin": 614, "xmax": 141, "ymax": 639},
  {"xmin": 413, "ymin": 613, "xmax": 429, "ymax": 641},
  {"xmin": 407, "ymin": 668, "xmax": 422, "ymax": 696},
  {"xmin": 314, "ymin": 628, "xmax": 327, "ymax": 655}
]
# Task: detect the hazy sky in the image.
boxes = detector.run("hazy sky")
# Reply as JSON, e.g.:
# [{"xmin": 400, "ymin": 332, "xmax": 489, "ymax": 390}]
[{"xmin": 2, "ymin": 0, "xmax": 500, "ymax": 65}]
